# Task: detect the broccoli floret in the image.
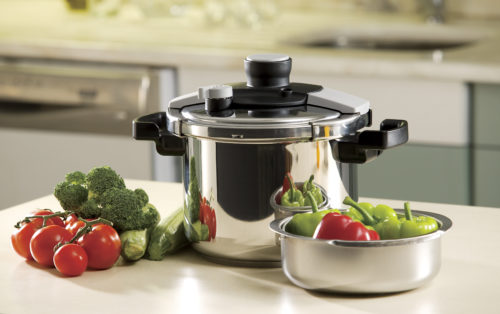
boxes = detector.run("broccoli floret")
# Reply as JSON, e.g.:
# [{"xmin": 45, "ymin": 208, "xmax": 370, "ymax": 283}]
[
  {"xmin": 99, "ymin": 187, "xmax": 160, "ymax": 232},
  {"xmin": 65, "ymin": 171, "xmax": 86, "ymax": 185},
  {"xmin": 79, "ymin": 198, "xmax": 101, "ymax": 219},
  {"xmin": 86, "ymin": 166, "xmax": 125, "ymax": 203},
  {"xmin": 54, "ymin": 181, "xmax": 88, "ymax": 212}
]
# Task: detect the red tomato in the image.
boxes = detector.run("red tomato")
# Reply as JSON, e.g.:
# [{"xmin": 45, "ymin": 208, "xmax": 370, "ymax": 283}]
[
  {"xmin": 65, "ymin": 220, "xmax": 85, "ymax": 237},
  {"xmin": 30, "ymin": 225, "xmax": 72, "ymax": 267},
  {"xmin": 11, "ymin": 222, "xmax": 39, "ymax": 260},
  {"xmin": 53, "ymin": 244, "xmax": 88, "ymax": 277},
  {"xmin": 32, "ymin": 209, "xmax": 64, "ymax": 227},
  {"xmin": 77, "ymin": 224, "xmax": 121, "ymax": 270},
  {"xmin": 64, "ymin": 214, "xmax": 79, "ymax": 227}
]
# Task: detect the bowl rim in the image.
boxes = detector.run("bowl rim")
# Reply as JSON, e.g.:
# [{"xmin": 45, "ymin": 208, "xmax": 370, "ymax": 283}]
[{"xmin": 270, "ymin": 209, "xmax": 453, "ymax": 248}]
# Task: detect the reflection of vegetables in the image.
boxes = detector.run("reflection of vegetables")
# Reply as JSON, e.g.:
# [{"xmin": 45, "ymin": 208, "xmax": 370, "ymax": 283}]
[
  {"xmin": 147, "ymin": 207, "xmax": 190, "ymax": 260},
  {"xmin": 280, "ymin": 173, "xmax": 323, "ymax": 207},
  {"xmin": 280, "ymin": 172, "xmax": 293, "ymax": 200},
  {"xmin": 343, "ymin": 197, "xmax": 438, "ymax": 239},
  {"xmin": 313, "ymin": 212, "xmax": 380, "ymax": 241},
  {"xmin": 186, "ymin": 158, "xmax": 200, "ymax": 224},
  {"xmin": 400, "ymin": 202, "xmax": 438, "ymax": 238},
  {"xmin": 302, "ymin": 175, "xmax": 323, "ymax": 206},
  {"xmin": 199, "ymin": 197, "xmax": 216, "ymax": 241},
  {"xmin": 285, "ymin": 192, "xmax": 339, "ymax": 237}
]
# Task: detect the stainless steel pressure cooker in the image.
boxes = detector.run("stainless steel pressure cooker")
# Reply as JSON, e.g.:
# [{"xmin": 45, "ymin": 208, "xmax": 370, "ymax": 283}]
[{"xmin": 133, "ymin": 54, "xmax": 409, "ymax": 267}]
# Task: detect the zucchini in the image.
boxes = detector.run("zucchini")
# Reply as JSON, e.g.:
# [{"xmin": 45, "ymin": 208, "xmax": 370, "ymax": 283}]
[
  {"xmin": 120, "ymin": 229, "xmax": 150, "ymax": 261},
  {"xmin": 146, "ymin": 207, "xmax": 190, "ymax": 261}
]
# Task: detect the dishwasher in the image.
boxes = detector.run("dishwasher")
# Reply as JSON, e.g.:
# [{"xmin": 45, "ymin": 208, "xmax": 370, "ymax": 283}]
[{"xmin": 0, "ymin": 57, "xmax": 181, "ymax": 209}]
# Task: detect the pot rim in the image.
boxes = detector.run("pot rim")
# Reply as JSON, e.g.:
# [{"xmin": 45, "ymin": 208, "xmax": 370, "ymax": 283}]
[{"xmin": 270, "ymin": 209, "xmax": 452, "ymax": 248}]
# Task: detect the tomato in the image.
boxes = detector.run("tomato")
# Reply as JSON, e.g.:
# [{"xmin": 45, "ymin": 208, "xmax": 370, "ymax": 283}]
[
  {"xmin": 77, "ymin": 224, "xmax": 121, "ymax": 270},
  {"xmin": 53, "ymin": 244, "xmax": 88, "ymax": 277},
  {"xmin": 30, "ymin": 225, "xmax": 72, "ymax": 267},
  {"xmin": 31, "ymin": 209, "xmax": 64, "ymax": 228},
  {"xmin": 11, "ymin": 222, "xmax": 39, "ymax": 259},
  {"xmin": 64, "ymin": 214, "xmax": 79, "ymax": 227},
  {"xmin": 65, "ymin": 220, "xmax": 85, "ymax": 237}
]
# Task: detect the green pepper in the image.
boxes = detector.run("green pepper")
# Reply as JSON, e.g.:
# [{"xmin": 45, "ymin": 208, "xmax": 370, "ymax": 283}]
[
  {"xmin": 344, "ymin": 197, "xmax": 400, "ymax": 240},
  {"xmin": 302, "ymin": 175, "xmax": 324, "ymax": 206},
  {"xmin": 281, "ymin": 174, "xmax": 305, "ymax": 207},
  {"xmin": 285, "ymin": 191, "xmax": 339, "ymax": 237},
  {"xmin": 343, "ymin": 202, "xmax": 374, "ymax": 222},
  {"xmin": 400, "ymin": 202, "xmax": 439, "ymax": 238}
]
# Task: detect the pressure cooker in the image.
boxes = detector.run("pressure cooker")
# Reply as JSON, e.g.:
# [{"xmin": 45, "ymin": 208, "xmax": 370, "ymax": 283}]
[{"xmin": 133, "ymin": 54, "xmax": 408, "ymax": 267}]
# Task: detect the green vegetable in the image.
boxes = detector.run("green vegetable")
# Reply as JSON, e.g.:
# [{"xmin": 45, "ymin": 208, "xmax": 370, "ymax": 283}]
[
  {"xmin": 120, "ymin": 229, "xmax": 150, "ymax": 261},
  {"xmin": 86, "ymin": 166, "xmax": 126, "ymax": 203},
  {"xmin": 285, "ymin": 191, "xmax": 339, "ymax": 237},
  {"xmin": 54, "ymin": 180, "xmax": 88, "ymax": 212},
  {"xmin": 302, "ymin": 175, "xmax": 324, "ymax": 206},
  {"xmin": 186, "ymin": 157, "xmax": 200, "ymax": 224},
  {"xmin": 343, "ymin": 197, "xmax": 439, "ymax": 239},
  {"xmin": 147, "ymin": 207, "xmax": 191, "ymax": 260},
  {"xmin": 100, "ymin": 187, "xmax": 160, "ymax": 233},
  {"xmin": 281, "ymin": 188, "xmax": 305, "ymax": 207},
  {"xmin": 400, "ymin": 202, "xmax": 439, "ymax": 238}
]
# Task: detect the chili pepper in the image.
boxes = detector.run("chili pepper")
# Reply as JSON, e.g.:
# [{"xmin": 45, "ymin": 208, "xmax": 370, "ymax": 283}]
[
  {"xmin": 281, "ymin": 172, "xmax": 293, "ymax": 198},
  {"xmin": 400, "ymin": 202, "xmax": 438, "ymax": 238},
  {"xmin": 313, "ymin": 212, "xmax": 380, "ymax": 241},
  {"xmin": 343, "ymin": 196, "xmax": 400, "ymax": 240},
  {"xmin": 302, "ymin": 175, "xmax": 324, "ymax": 206},
  {"xmin": 285, "ymin": 192, "xmax": 339, "ymax": 237},
  {"xmin": 281, "ymin": 174, "xmax": 305, "ymax": 207}
]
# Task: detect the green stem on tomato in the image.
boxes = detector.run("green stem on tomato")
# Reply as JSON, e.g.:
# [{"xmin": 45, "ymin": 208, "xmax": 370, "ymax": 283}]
[
  {"xmin": 404, "ymin": 202, "xmax": 413, "ymax": 221},
  {"xmin": 305, "ymin": 191, "xmax": 318, "ymax": 213},
  {"xmin": 14, "ymin": 211, "xmax": 73, "ymax": 229},
  {"xmin": 53, "ymin": 217, "xmax": 113, "ymax": 252},
  {"xmin": 342, "ymin": 196, "xmax": 376, "ymax": 226}
]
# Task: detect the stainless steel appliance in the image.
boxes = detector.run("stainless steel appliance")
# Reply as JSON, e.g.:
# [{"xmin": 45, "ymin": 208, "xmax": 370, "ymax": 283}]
[
  {"xmin": 133, "ymin": 54, "xmax": 409, "ymax": 266},
  {"xmin": 0, "ymin": 57, "xmax": 180, "ymax": 209}
]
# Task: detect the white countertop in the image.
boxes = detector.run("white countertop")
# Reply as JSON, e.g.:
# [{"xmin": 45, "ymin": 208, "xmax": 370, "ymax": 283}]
[
  {"xmin": 1, "ymin": 179, "xmax": 499, "ymax": 314},
  {"xmin": 2, "ymin": 1, "xmax": 500, "ymax": 83}
]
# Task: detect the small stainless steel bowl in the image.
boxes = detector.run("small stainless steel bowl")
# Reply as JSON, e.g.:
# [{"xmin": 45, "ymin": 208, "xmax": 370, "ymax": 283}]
[
  {"xmin": 270, "ymin": 209, "xmax": 452, "ymax": 294},
  {"xmin": 270, "ymin": 183, "xmax": 329, "ymax": 220}
]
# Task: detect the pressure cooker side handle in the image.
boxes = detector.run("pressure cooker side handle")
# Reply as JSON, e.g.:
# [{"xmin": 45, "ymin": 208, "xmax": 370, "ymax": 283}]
[
  {"xmin": 331, "ymin": 119, "xmax": 408, "ymax": 164},
  {"xmin": 132, "ymin": 112, "xmax": 186, "ymax": 156}
]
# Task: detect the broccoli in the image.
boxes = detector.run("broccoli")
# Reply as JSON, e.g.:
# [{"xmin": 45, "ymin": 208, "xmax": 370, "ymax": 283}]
[
  {"xmin": 99, "ymin": 187, "xmax": 160, "ymax": 232},
  {"xmin": 79, "ymin": 198, "xmax": 101, "ymax": 219},
  {"xmin": 54, "ymin": 172, "xmax": 88, "ymax": 212},
  {"xmin": 86, "ymin": 166, "xmax": 125, "ymax": 203},
  {"xmin": 65, "ymin": 171, "xmax": 86, "ymax": 185}
]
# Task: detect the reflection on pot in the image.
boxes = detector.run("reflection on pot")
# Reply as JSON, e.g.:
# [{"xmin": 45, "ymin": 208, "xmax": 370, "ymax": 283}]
[{"xmin": 184, "ymin": 157, "xmax": 216, "ymax": 242}]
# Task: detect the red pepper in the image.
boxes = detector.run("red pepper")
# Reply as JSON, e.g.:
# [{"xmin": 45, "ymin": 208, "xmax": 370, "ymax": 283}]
[
  {"xmin": 313, "ymin": 212, "xmax": 380, "ymax": 241},
  {"xmin": 279, "ymin": 172, "xmax": 294, "ymax": 204}
]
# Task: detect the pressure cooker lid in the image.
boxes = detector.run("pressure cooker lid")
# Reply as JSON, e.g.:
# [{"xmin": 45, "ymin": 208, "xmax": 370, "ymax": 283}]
[{"xmin": 167, "ymin": 54, "xmax": 372, "ymax": 142}]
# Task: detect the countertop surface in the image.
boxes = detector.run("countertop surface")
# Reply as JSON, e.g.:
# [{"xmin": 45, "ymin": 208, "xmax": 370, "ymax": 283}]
[
  {"xmin": 1, "ymin": 1, "xmax": 500, "ymax": 83},
  {"xmin": 1, "ymin": 179, "xmax": 499, "ymax": 314}
]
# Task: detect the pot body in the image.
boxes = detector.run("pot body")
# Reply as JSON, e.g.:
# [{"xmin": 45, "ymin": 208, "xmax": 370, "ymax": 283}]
[{"xmin": 182, "ymin": 136, "xmax": 357, "ymax": 266}]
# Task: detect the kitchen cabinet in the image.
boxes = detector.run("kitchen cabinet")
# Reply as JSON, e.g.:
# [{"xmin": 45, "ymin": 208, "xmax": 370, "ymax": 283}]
[
  {"xmin": 0, "ymin": 128, "xmax": 153, "ymax": 210},
  {"xmin": 472, "ymin": 83, "xmax": 500, "ymax": 207}
]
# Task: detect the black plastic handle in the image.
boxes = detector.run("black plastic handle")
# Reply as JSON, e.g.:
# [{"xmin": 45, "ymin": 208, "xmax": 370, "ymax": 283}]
[
  {"xmin": 132, "ymin": 112, "xmax": 186, "ymax": 156},
  {"xmin": 331, "ymin": 119, "xmax": 408, "ymax": 164}
]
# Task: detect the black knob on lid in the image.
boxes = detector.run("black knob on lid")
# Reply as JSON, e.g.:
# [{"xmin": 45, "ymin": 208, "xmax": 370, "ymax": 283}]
[{"xmin": 244, "ymin": 54, "xmax": 292, "ymax": 88}]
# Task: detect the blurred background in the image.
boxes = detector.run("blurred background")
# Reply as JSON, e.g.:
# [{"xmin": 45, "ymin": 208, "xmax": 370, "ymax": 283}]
[{"xmin": 0, "ymin": 0, "xmax": 499, "ymax": 209}]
